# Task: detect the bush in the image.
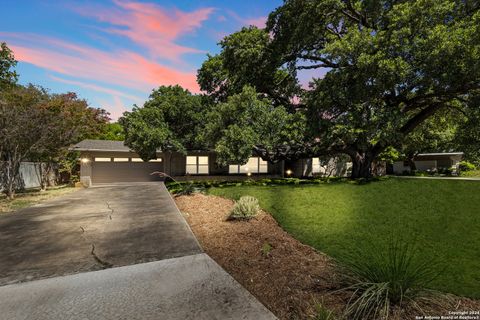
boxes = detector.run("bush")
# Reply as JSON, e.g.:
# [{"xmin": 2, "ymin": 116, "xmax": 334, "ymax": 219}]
[
  {"xmin": 339, "ymin": 240, "xmax": 442, "ymax": 319},
  {"xmin": 459, "ymin": 161, "xmax": 476, "ymax": 172},
  {"xmin": 227, "ymin": 195, "xmax": 260, "ymax": 220}
]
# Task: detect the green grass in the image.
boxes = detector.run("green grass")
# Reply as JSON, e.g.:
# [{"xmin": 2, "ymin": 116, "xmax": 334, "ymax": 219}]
[
  {"xmin": 0, "ymin": 186, "xmax": 76, "ymax": 213},
  {"xmin": 209, "ymin": 178, "xmax": 480, "ymax": 299}
]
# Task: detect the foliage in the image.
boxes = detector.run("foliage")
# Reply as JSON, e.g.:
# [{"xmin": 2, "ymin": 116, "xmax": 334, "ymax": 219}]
[
  {"xmin": 195, "ymin": 0, "xmax": 480, "ymax": 178},
  {"xmin": 339, "ymin": 240, "xmax": 442, "ymax": 319},
  {"xmin": 261, "ymin": 242, "xmax": 273, "ymax": 257},
  {"xmin": 0, "ymin": 42, "xmax": 17, "ymax": 88},
  {"xmin": 0, "ymin": 84, "xmax": 108, "ymax": 197},
  {"xmin": 453, "ymin": 100, "xmax": 480, "ymax": 166},
  {"xmin": 202, "ymin": 85, "xmax": 306, "ymax": 166},
  {"xmin": 227, "ymin": 195, "xmax": 260, "ymax": 220},
  {"xmin": 197, "ymin": 27, "xmax": 299, "ymax": 105},
  {"xmin": 97, "ymin": 122, "xmax": 125, "ymax": 141},
  {"xmin": 120, "ymin": 85, "xmax": 207, "ymax": 161},
  {"xmin": 313, "ymin": 300, "xmax": 336, "ymax": 320},
  {"xmin": 210, "ymin": 179, "xmax": 480, "ymax": 298}
]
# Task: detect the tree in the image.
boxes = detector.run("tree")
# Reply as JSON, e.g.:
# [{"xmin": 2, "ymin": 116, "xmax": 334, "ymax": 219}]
[
  {"xmin": 452, "ymin": 96, "xmax": 480, "ymax": 166},
  {"xmin": 97, "ymin": 122, "xmax": 125, "ymax": 141},
  {"xmin": 196, "ymin": 0, "xmax": 480, "ymax": 178},
  {"xmin": 120, "ymin": 85, "xmax": 207, "ymax": 160},
  {"xmin": 201, "ymin": 85, "xmax": 306, "ymax": 166},
  {"xmin": 197, "ymin": 27, "xmax": 299, "ymax": 107},
  {"xmin": 0, "ymin": 42, "xmax": 17, "ymax": 89},
  {"xmin": 0, "ymin": 85, "xmax": 109, "ymax": 197},
  {"xmin": 29, "ymin": 92, "xmax": 109, "ymax": 190},
  {"xmin": 0, "ymin": 85, "xmax": 49, "ymax": 198}
]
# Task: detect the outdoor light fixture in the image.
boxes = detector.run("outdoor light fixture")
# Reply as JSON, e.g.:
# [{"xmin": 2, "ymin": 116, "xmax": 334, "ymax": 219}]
[
  {"xmin": 247, "ymin": 172, "xmax": 252, "ymax": 177},
  {"xmin": 286, "ymin": 169, "xmax": 293, "ymax": 176},
  {"xmin": 80, "ymin": 158, "xmax": 90, "ymax": 163}
]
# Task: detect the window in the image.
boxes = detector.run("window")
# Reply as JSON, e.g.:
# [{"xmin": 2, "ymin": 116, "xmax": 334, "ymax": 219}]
[
  {"xmin": 149, "ymin": 158, "xmax": 163, "ymax": 162},
  {"xmin": 131, "ymin": 157, "xmax": 162, "ymax": 162},
  {"xmin": 312, "ymin": 158, "xmax": 322, "ymax": 173},
  {"xmin": 229, "ymin": 157, "xmax": 268, "ymax": 174},
  {"xmin": 94, "ymin": 157, "xmax": 111, "ymax": 162},
  {"xmin": 131, "ymin": 158, "xmax": 144, "ymax": 162},
  {"xmin": 113, "ymin": 157, "xmax": 129, "ymax": 162},
  {"xmin": 186, "ymin": 156, "xmax": 209, "ymax": 174}
]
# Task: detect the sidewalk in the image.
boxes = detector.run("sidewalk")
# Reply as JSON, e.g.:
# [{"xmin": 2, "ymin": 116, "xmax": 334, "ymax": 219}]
[{"xmin": 0, "ymin": 253, "xmax": 277, "ymax": 320}]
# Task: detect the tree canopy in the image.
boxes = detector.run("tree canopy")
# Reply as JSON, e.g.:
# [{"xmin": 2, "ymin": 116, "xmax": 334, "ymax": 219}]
[
  {"xmin": 123, "ymin": 0, "xmax": 480, "ymax": 178},
  {"xmin": 120, "ymin": 85, "xmax": 207, "ymax": 160}
]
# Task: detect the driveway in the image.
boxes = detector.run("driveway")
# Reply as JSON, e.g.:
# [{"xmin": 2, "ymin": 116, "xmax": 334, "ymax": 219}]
[{"xmin": 0, "ymin": 182, "xmax": 202, "ymax": 285}]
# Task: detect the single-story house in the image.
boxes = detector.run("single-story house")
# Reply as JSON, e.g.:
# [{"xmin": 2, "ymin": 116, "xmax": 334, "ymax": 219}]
[
  {"xmin": 392, "ymin": 152, "xmax": 464, "ymax": 174},
  {"xmin": 72, "ymin": 140, "xmax": 351, "ymax": 186}
]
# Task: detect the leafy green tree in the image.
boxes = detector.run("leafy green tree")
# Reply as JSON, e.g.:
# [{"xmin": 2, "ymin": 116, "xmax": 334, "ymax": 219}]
[
  {"xmin": 120, "ymin": 85, "xmax": 207, "ymax": 160},
  {"xmin": 453, "ymin": 97, "xmax": 480, "ymax": 166},
  {"xmin": 196, "ymin": 0, "xmax": 480, "ymax": 178},
  {"xmin": 197, "ymin": 27, "xmax": 299, "ymax": 107},
  {"xmin": 265, "ymin": 0, "xmax": 480, "ymax": 178},
  {"xmin": 97, "ymin": 122, "xmax": 125, "ymax": 141},
  {"xmin": 0, "ymin": 42, "xmax": 17, "ymax": 88},
  {"xmin": 202, "ymin": 85, "xmax": 306, "ymax": 165}
]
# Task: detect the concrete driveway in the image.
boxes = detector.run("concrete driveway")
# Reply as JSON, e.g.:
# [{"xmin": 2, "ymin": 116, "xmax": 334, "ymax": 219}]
[{"xmin": 0, "ymin": 182, "xmax": 202, "ymax": 285}]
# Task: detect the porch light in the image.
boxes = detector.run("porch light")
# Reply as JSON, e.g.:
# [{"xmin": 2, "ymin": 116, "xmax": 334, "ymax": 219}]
[
  {"xmin": 286, "ymin": 169, "xmax": 293, "ymax": 176},
  {"xmin": 80, "ymin": 158, "xmax": 90, "ymax": 163}
]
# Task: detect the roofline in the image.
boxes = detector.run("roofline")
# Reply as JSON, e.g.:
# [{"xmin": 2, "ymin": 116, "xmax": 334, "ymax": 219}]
[
  {"xmin": 417, "ymin": 152, "xmax": 464, "ymax": 156},
  {"xmin": 69, "ymin": 148, "xmax": 133, "ymax": 152}
]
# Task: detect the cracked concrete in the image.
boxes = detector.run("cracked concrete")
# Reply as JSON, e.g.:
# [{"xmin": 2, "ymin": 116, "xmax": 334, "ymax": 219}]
[{"xmin": 0, "ymin": 182, "xmax": 202, "ymax": 285}]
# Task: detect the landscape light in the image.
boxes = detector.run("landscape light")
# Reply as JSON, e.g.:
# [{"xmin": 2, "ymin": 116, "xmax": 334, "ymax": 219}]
[
  {"xmin": 247, "ymin": 172, "xmax": 252, "ymax": 176},
  {"xmin": 286, "ymin": 169, "xmax": 293, "ymax": 176}
]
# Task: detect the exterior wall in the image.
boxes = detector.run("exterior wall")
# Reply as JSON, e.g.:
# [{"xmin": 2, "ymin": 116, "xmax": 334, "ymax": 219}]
[
  {"xmin": 392, "ymin": 155, "xmax": 463, "ymax": 174},
  {"xmin": 289, "ymin": 157, "xmax": 350, "ymax": 178},
  {"xmin": 78, "ymin": 151, "xmax": 284, "ymax": 185}
]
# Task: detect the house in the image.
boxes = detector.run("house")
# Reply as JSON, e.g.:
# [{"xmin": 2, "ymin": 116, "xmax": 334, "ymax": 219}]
[
  {"xmin": 72, "ymin": 140, "xmax": 285, "ymax": 186},
  {"xmin": 392, "ymin": 152, "xmax": 464, "ymax": 175},
  {"xmin": 72, "ymin": 140, "xmax": 354, "ymax": 186}
]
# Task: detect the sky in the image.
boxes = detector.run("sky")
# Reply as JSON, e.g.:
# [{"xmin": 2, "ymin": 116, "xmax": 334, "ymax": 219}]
[{"xmin": 0, "ymin": 0, "xmax": 283, "ymax": 120}]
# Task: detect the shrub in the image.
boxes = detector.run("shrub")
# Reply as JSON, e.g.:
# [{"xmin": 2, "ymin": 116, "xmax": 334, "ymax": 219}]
[
  {"xmin": 227, "ymin": 195, "xmax": 260, "ymax": 220},
  {"xmin": 459, "ymin": 161, "xmax": 476, "ymax": 172},
  {"xmin": 339, "ymin": 240, "xmax": 442, "ymax": 320}
]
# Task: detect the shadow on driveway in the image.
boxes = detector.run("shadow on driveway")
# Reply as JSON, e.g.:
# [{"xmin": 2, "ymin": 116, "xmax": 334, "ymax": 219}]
[{"xmin": 0, "ymin": 183, "xmax": 202, "ymax": 286}]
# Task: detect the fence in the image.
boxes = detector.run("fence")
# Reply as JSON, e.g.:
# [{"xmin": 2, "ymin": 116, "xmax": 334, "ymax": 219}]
[{"xmin": 0, "ymin": 162, "xmax": 58, "ymax": 191}]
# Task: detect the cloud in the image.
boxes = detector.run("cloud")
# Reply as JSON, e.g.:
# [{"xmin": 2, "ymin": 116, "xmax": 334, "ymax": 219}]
[
  {"xmin": 49, "ymin": 75, "xmax": 144, "ymax": 103},
  {"xmin": 3, "ymin": 32, "xmax": 200, "ymax": 93},
  {"xmin": 73, "ymin": 0, "xmax": 214, "ymax": 62},
  {"xmin": 226, "ymin": 10, "xmax": 267, "ymax": 28}
]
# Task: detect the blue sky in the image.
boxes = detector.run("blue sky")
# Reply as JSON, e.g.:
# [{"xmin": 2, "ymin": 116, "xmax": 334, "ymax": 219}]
[{"xmin": 0, "ymin": 0, "xmax": 282, "ymax": 120}]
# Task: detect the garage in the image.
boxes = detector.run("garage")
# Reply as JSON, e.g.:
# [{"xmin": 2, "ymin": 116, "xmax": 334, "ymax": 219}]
[
  {"xmin": 71, "ymin": 140, "xmax": 166, "ymax": 186},
  {"xmin": 91, "ymin": 161, "xmax": 164, "ymax": 184}
]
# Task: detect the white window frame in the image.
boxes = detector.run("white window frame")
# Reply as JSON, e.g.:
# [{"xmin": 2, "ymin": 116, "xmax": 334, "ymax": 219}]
[
  {"xmin": 229, "ymin": 157, "xmax": 268, "ymax": 174},
  {"xmin": 186, "ymin": 156, "xmax": 209, "ymax": 175}
]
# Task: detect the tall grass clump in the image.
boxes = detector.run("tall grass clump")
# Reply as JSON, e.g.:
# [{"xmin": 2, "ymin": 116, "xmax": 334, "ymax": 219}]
[
  {"xmin": 227, "ymin": 195, "xmax": 260, "ymax": 220},
  {"xmin": 339, "ymin": 240, "xmax": 443, "ymax": 319}
]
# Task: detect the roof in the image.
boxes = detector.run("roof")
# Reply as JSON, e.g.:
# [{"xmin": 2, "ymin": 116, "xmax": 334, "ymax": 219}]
[
  {"xmin": 70, "ymin": 140, "xmax": 133, "ymax": 152},
  {"xmin": 417, "ymin": 152, "xmax": 464, "ymax": 157}
]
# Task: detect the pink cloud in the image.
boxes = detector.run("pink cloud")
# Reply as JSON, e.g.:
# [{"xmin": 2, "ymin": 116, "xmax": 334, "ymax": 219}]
[
  {"xmin": 4, "ymin": 33, "xmax": 200, "ymax": 93},
  {"xmin": 73, "ymin": 0, "xmax": 214, "ymax": 62},
  {"xmin": 226, "ymin": 10, "xmax": 267, "ymax": 28},
  {"xmin": 243, "ymin": 16, "xmax": 267, "ymax": 28},
  {"xmin": 49, "ymin": 75, "xmax": 144, "ymax": 103}
]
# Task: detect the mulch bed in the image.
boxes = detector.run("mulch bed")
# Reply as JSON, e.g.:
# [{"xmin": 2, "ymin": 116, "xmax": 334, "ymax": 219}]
[{"xmin": 175, "ymin": 193, "xmax": 480, "ymax": 320}]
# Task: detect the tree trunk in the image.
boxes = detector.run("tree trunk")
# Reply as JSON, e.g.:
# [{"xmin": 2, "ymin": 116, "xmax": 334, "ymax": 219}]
[
  {"xmin": 350, "ymin": 152, "xmax": 374, "ymax": 179},
  {"xmin": 407, "ymin": 154, "xmax": 417, "ymax": 172}
]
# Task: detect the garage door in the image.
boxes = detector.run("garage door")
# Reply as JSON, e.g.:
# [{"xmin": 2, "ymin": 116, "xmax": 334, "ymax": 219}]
[{"xmin": 91, "ymin": 162, "xmax": 165, "ymax": 183}]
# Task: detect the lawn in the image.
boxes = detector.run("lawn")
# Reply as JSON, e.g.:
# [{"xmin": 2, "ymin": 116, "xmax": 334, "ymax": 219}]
[
  {"xmin": 0, "ymin": 186, "xmax": 75, "ymax": 213},
  {"xmin": 209, "ymin": 178, "xmax": 480, "ymax": 299}
]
